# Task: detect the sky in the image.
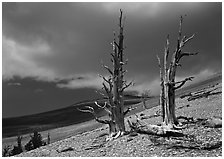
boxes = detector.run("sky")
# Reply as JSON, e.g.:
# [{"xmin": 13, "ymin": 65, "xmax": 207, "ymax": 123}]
[{"xmin": 2, "ymin": 2, "xmax": 222, "ymax": 118}]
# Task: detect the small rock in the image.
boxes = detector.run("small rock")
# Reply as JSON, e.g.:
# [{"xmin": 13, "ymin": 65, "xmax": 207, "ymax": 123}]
[{"xmin": 127, "ymin": 138, "xmax": 134, "ymax": 142}]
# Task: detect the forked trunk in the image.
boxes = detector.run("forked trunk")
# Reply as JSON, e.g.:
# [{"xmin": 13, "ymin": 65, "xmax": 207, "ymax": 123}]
[
  {"xmin": 159, "ymin": 16, "xmax": 198, "ymax": 130},
  {"xmin": 128, "ymin": 16, "xmax": 198, "ymax": 137}
]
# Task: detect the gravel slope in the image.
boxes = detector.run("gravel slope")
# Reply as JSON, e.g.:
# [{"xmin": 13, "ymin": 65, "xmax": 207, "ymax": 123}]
[{"xmin": 17, "ymin": 82, "xmax": 222, "ymax": 157}]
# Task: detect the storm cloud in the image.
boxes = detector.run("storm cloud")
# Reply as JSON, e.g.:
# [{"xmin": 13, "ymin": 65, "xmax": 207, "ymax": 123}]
[{"xmin": 2, "ymin": 2, "xmax": 221, "ymax": 117}]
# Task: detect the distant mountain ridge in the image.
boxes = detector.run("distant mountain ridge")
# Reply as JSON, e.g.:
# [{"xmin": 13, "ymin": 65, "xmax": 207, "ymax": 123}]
[
  {"xmin": 3, "ymin": 71, "xmax": 221, "ymax": 138},
  {"xmin": 3, "ymin": 94, "xmax": 142, "ymax": 138}
]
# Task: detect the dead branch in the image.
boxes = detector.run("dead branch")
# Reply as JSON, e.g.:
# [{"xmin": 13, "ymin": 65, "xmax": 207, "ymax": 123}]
[
  {"xmin": 94, "ymin": 101, "xmax": 112, "ymax": 115},
  {"xmin": 178, "ymin": 52, "xmax": 198, "ymax": 61},
  {"xmin": 174, "ymin": 76, "xmax": 194, "ymax": 90},
  {"xmin": 102, "ymin": 83, "xmax": 112, "ymax": 98},
  {"xmin": 102, "ymin": 64, "xmax": 113, "ymax": 76},
  {"xmin": 121, "ymin": 81, "xmax": 133, "ymax": 92},
  {"xmin": 123, "ymin": 107, "xmax": 137, "ymax": 116},
  {"xmin": 94, "ymin": 101, "xmax": 106, "ymax": 109},
  {"xmin": 77, "ymin": 106, "xmax": 110, "ymax": 124},
  {"xmin": 180, "ymin": 34, "xmax": 195, "ymax": 48},
  {"xmin": 99, "ymin": 74, "xmax": 113, "ymax": 88}
]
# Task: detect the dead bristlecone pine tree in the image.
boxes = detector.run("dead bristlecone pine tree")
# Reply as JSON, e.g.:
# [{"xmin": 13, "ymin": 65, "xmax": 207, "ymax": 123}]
[
  {"xmin": 129, "ymin": 16, "xmax": 198, "ymax": 136},
  {"xmin": 78, "ymin": 9, "xmax": 134, "ymax": 141},
  {"xmin": 157, "ymin": 16, "xmax": 198, "ymax": 133},
  {"xmin": 141, "ymin": 90, "xmax": 150, "ymax": 109}
]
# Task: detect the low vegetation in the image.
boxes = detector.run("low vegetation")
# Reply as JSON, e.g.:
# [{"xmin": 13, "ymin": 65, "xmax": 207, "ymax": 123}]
[{"xmin": 3, "ymin": 131, "xmax": 50, "ymax": 157}]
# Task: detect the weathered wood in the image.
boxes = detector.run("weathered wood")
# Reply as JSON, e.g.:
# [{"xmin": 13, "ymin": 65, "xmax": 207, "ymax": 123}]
[
  {"xmin": 157, "ymin": 55, "xmax": 165, "ymax": 121},
  {"xmin": 132, "ymin": 16, "xmax": 198, "ymax": 135},
  {"xmin": 187, "ymin": 88, "xmax": 220, "ymax": 101},
  {"xmin": 160, "ymin": 16, "xmax": 198, "ymax": 128},
  {"xmin": 78, "ymin": 10, "xmax": 132, "ymax": 140},
  {"xmin": 128, "ymin": 115, "xmax": 185, "ymax": 137}
]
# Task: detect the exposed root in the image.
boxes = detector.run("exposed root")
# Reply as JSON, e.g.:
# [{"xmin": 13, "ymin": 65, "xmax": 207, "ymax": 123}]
[
  {"xmin": 106, "ymin": 131, "xmax": 125, "ymax": 141},
  {"xmin": 113, "ymin": 131, "xmax": 121, "ymax": 139},
  {"xmin": 172, "ymin": 123, "xmax": 187, "ymax": 130}
]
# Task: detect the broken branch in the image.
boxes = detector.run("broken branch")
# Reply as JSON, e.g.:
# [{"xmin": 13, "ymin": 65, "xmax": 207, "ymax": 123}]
[
  {"xmin": 178, "ymin": 52, "xmax": 198, "ymax": 61},
  {"xmin": 121, "ymin": 81, "xmax": 133, "ymax": 92},
  {"xmin": 174, "ymin": 76, "xmax": 194, "ymax": 90},
  {"xmin": 77, "ymin": 106, "xmax": 110, "ymax": 124},
  {"xmin": 94, "ymin": 101, "xmax": 112, "ymax": 115},
  {"xmin": 102, "ymin": 65, "xmax": 113, "ymax": 75},
  {"xmin": 124, "ymin": 107, "xmax": 137, "ymax": 116}
]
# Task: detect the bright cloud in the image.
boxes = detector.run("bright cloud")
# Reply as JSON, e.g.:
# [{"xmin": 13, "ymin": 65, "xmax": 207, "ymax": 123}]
[
  {"xmin": 56, "ymin": 74, "xmax": 103, "ymax": 89},
  {"xmin": 127, "ymin": 78, "xmax": 160, "ymax": 96},
  {"xmin": 2, "ymin": 35, "xmax": 56, "ymax": 81}
]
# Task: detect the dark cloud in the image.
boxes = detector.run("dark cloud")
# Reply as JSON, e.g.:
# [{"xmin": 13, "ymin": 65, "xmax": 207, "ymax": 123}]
[
  {"xmin": 2, "ymin": 2, "xmax": 221, "ymax": 117},
  {"xmin": 2, "ymin": 77, "xmax": 100, "ymax": 118},
  {"xmin": 3, "ymin": 2, "xmax": 221, "ymax": 80}
]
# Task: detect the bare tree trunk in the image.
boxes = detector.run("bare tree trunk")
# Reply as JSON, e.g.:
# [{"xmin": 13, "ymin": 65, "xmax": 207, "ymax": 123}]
[
  {"xmin": 161, "ymin": 16, "xmax": 198, "ymax": 129},
  {"xmin": 157, "ymin": 55, "xmax": 165, "ymax": 121},
  {"xmin": 129, "ymin": 16, "xmax": 198, "ymax": 136},
  {"xmin": 142, "ymin": 97, "xmax": 146, "ymax": 109},
  {"xmin": 78, "ymin": 10, "xmax": 133, "ymax": 140}
]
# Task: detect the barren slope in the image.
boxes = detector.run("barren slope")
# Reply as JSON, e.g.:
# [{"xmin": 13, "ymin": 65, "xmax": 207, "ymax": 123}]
[{"xmin": 16, "ymin": 81, "xmax": 222, "ymax": 157}]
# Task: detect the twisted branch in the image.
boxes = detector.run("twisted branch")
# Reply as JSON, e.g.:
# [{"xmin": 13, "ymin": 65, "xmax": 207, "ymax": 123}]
[
  {"xmin": 77, "ymin": 106, "xmax": 110, "ymax": 124},
  {"xmin": 120, "ymin": 81, "xmax": 133, "ymax": 92},
  {"xmin": 124, "ymin": 107, "xmax": 137, "ymax": 116},
  {"xmin": 94, "ymin": 101, "xmax": 112, "ymax": 115},
  {"xmin": 174, "ymin": 76, "xmax": 194, "ymax": 90}
]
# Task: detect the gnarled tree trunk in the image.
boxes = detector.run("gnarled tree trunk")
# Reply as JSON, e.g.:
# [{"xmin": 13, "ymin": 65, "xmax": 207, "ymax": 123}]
[
  {"xmin": 129, "ymin": 16, "xmax": 198, "ymax": 136},
  {"xmin": 78, "ymin": 10, "xmax": 133, "ymax": 140},
  {"xmin": 160, "ymin": 16, "xmax": 198, "ymax": 130}
]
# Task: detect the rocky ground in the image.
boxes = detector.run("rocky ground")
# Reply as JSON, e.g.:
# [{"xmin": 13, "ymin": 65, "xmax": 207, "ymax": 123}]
[{"xmin": 16, "ymin": 82, "xmax": 222, "ymax": 157}]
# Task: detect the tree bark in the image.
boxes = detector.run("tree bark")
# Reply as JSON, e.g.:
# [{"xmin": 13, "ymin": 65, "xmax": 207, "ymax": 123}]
[{"xmin": 78, "ymin": 10, "xmax": 132, "ymax": 140}]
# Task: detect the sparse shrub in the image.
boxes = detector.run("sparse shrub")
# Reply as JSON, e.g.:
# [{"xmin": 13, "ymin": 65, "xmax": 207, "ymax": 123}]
[
  {"xmin": 11, "ymin": 136, "xmax": 23, "ymax": 156},
  {"xmin": 25, "ymin": 131, "xmax": 46, "ymax": 151},
  {"xmin": 2, "ymin": 145, "xmax": 11, "ymax": 157}
]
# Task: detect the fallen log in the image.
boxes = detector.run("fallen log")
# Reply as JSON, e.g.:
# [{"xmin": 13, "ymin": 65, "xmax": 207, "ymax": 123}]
[
  {"xmin": 127, "ymin": 116, "xmax": 186, "ymax": 137},
  {"xmin": 168, "ymin": 141, "xmax": 222, "ymax": 150},
  {"xmin": 56, "ymin": 147, "xmax": 74, "ymax": 153},
  {"xmin": 180, "ymin": 92, "xmax": 192, "ymax": 99},
  {"xmin": 187, "ymin": 88, "xmax": 220, "ymax": 101}
]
